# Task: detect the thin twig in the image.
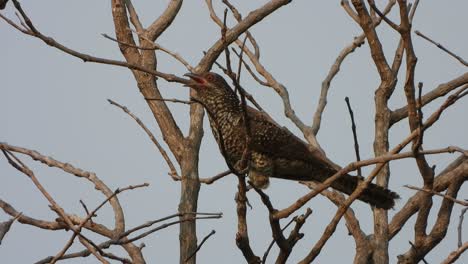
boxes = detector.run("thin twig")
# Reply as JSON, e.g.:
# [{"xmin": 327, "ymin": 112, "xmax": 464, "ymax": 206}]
[
  {"xmin": 274, "ymin": 146, "xmax": 460, "ymax": 220},
  {"xmin": 236, "ymin": 36, "xmax": 248, "ymax": 85},
  {"xmin": 108, "ymin": 99, "xmax": 179, "ymax": 178},
  {"xmin": 340, "ymin": 0, "xmax": 359, "ymax": 23},
  {"xmin": 222, "ymin": 8, "xmax": 233, "ymax": 75},
  {"xmin": 0, "ymin": 2, "xmax": 188, "ymax": 83},
  {"xmin": 144, "ymin": 97, "xmax": 194, "ymax": 105},
  {"xmin": 344, "ymin": 97, "xmax": 362, "ymax": 176},
  {"xmin": 262, "ymin": 216, "xmax": 296, "ymax": 263},
  {"xmin": 50, "ymin": 183, "xmax": 149, "ymax": 263},
  {"xmin": 231, "ymin": 48, "xmax": 268, "ymax": 86},
  {"xmin": 441, "ymin": 242, "xmax": 468, "ymax": 264},
  {"xmin": 121, "ymin": 212, "xmax": 222, "ymax": 238},
  {"xmin": 0, "ymin": 212, "xmax": 22, "ymax": 245},
  {"xmin": 415, "ymin": 30, "xmax": 468, "ymax": 67},
  {"xmin": 79, "ymin": 200, "xmax": 95, "ymax": 224},
  {"xmin": 109, "ymin": 30, "xmax": 193, "ymax": 71},
  {"xmin": 404, "ymin": 185, "xmax": 468, "ymax": 206},
  {"xmin": 185, "ymin": 230, "xmax": 216, "ymax": 262},
  {"xmin": 102, "ymin": 33, "xmax": 158, "ymax": 50},
  {"xmin": 124, "ymin": 0, "xmax": 143, "ymax": 33},
  {"xmin": 458, "ymin": 207, "xmax": 468, "ymax": 247},
  {"xmin": 168, "ymin": 170, "xmax": 232, "ymax": 185},
  {"xmin": 222, "ymin": 0, "xmax": 260, "ymax": 59},
  {"xmin": 369, "ymin": 0, "xmax": 400, "ymax": 31},
  {"xmin": 199, "ymin": 170, "xmax": 232, "ymax": 184},
  {"xmin": 0, "ymin": 142, "xmax": 127, "ymax": 234},
  {"xmin": 122, "ymin": 216, "xmax": 221, "ymax": 245},
  {"xmin": 312, "ymin": 0, "xmax": 396, "ymax": 136},
  {"xmin": 2, "ymin": 149, "xmax": 105, "ymax": 261}
]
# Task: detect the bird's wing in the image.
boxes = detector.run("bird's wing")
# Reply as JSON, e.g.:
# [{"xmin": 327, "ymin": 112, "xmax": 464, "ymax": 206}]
[{"xmin": 246, "ymin": 107, "xmax": 319, "ymax": 163}]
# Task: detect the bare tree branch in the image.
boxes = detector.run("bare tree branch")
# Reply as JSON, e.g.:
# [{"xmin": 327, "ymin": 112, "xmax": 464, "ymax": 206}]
[
  {"xmin": 107, "ymin": 99, "xmax": 179, "ymax": 178},
  {"xmin": 404, "ymin": 184, "xmax": 468, "ymax": 206},
  {"xmin": 459, "ymin": 207, "xmax": 468, "ymax": 247},
  {"xmin": 1, "ymin": 150, "xmax": 106, "ymax": 262},
  {"xmin": 0, "ymin": 142, "xmax": 126, "ymax": 233},
  {"xmin": 185, "ymin": 230, "xmax": 216, "ymax": 262},
  {"xmin": 415, "ymin": 30, "xmax": 468, "ymax": 67},
  {"xmin": 50, "ymin": 183, "xmax": 149, "ymax": 263},
  {"xmin": 146, "ymin": 0, "xmax": 182, "ymax": 41},
  {"xmin": 391, "ymin": 75, "xmax": 468, "ymax": 124},
  {"xmin": 0, "ymin": 2, "xmax": 187, "ymax": 84},
  {"xmin": 441, "ymin": 242, "xmax": 468, "ymax": 264},
  {"xmin": 0, "ymin": 212, "xmax": 21, "ymax": 245}
]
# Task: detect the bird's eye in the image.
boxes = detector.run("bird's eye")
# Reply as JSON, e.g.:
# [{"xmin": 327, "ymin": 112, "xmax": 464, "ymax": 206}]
[{"xmin": 206, "ymin": 74, "xmax": 214, "ymax": 82}]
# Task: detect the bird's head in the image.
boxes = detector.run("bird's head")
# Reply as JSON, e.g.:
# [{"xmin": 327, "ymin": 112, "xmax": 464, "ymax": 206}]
[
  {"xmin": 184, "ymin": 72, "xmax": 240, "ymax": 112},
  {"xmin": 184, "ymin": 72, "xmax": 234, "ymax": 96}
]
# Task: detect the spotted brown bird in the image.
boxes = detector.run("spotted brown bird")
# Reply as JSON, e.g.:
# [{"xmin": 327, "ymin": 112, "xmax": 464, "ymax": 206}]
[{"xmin": 185, "ymin": 72, "xmax": 399, "ymax": 209}]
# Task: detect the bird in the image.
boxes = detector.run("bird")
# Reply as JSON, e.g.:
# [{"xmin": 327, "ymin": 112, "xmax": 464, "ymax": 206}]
[{"xmin": 184, "ymin": 72, "xmax": 399, "ymax": 209}]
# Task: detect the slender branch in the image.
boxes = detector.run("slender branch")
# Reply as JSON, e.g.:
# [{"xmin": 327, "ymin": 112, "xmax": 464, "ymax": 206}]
[
  {"xmin": 2, "ymin": 150, "xmax": 105, "ymax": 261},
  {"xmin": 312, "ymin": 0, "xmax": 397, "ymax": 136},
  {"xmin": 145, "ymin": 97, "xmax": 194, "ymax": 105},
  {"xmin": 0, "ymin": 142, "xmax": 126, "ymax": 233},
  {"xmin": 50, "ymin": 183, "xmax": 149, "ymax": 263},
  {"xmin": 389, "ymin": 156, "xmax": 467, "ymax": 239},
  {"xmin": 0, "ymin": 2, "xmax": 188, "ymax": 83},
  {"xmin": 185, "ymin": 230, "xmax": 216, "ymax": 262},
  {"xmin": 199, "ymin": 0, "xmax": 292, "ymax": 70},
  {"xmin": 108, "ymin": 99, "xmax": 179, "ymax": 177},
  {"xmin": 104, "ymin": 30, "xmax": 193, "ymax": 71},
  {"xmin": 415, "ymin": 30, "xmax": 468, "ymax": 67},
  {"xmin": 222, "ymin": 0, "xmax": 261, "ymax": 59},
  {"xmin": 79, "ymin": 200, "xmax": 95, "ymax": 224},
  {"xmin": 391, "ymin": 76, "xmax": 468, "ymax": 124},
  {"xmin": 231, "ymin": 48, "xmax": 268, "ymax": 86},
  {"xmin": 299, "ymin": 81, "xmax": 467, "ymax": 263},
  {"xmin": 262, "ymin": 216, "xmax": 296, "ymax": 264},
  {"xmin": 120, "ymin": 212, "xmax": 221, "ymax": 239},
  {"xmin": 124, "ymin": 0, "xmax": 143, "ymax": 33},
  {"xmin": 368, "ymin": 0, "xmax": 400, "ymax": 31},
  {"xmin": 340, "ymin": 0, "xmax": 359, "ymax": 23},
  {"xmin": 274, "ymin": 146, "xmax": 460, "ymax": 220},
  {"xmin": 102, "ymin": 33, "xmax": 158, "ymax": 50},
  {"xmin": 122, "ymin": 216, "xmax": 221, "ymax": 245},
  {"xmin": 311, "ymin": 35, "xmax": 364, "ymax": 135},
  {"xmin": 459, "ymin": 207, "xmax": 468, "ymax": 247},
  {"xmin": 404, "ymin": 185, "xmax": 468, "ymax": 206},
  {"xmin": 146, "ymin": 0, "xmax": 182, "ymax": 41},
  {"xmin": 77, "ymin": 236, "xmax": 109, "ymax": 264},
  {"xmin": 344, "ymin": 97, "xmax": 362, "ymax": 176},
  {"xmin": 199, "ymin": 170, "xmax": 232, "ymax": 184},
  {"xmin": 0, "ymin": 199, "xmax": 64, "ymax": 230},
  {"xmin": 301, "ymin": 182, "xmax": 366, "ymax": 245},
  {"xmin": 441, "ymin": 242, "xmax": 468, "ymax": 264},
  {"xmin": 0, "ymin": 212, "xmax": 21, "ymax": 244}
]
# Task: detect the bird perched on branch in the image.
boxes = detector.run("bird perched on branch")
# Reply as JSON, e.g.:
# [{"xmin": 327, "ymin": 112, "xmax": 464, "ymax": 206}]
[{"xmin": 184, "ymin": 72, "xmax": 399, "ymax": 209}]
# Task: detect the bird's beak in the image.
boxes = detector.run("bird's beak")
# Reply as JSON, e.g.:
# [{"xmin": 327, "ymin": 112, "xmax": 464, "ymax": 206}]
[{"xmin": 184, "ymin": 73, "xmax": 205, "ymax": 89}]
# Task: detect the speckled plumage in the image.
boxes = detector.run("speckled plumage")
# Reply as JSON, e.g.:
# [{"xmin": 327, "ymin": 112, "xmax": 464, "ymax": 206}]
[{"xmin": 185, "ymin": 72, "xmax": 399, "ymax": 209}]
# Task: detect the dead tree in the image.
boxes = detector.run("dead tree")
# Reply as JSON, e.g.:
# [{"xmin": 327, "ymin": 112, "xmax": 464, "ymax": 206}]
[{"xmin": 0, "ymin": 1, "xmax": 466, "ymax": 263}]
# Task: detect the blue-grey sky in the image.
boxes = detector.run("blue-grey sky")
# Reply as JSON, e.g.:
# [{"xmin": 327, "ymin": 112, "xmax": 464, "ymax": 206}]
[{"xmin": 1, "ymin": 1, "xmax": 467, "ymax": 263}]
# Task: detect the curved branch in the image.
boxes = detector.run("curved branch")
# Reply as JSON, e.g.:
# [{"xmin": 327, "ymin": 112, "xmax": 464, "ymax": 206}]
[
  {"xmin": 0, "ymin": 143, "xmax": 126, "ymax": 234},
  {"xmin": 391, "ymin": 74, "xmax": 468, "ymax": 125},
  {"xmin": 147, "ymin": 0, "xmax": 182, "ymax": 41},
  {"xmin": 389, "ymin": 156, "xmax": 468, "ymax": 238},
  {"xmin": 197, "ymin": 0, "xmax": 291, "ymax": 72}
]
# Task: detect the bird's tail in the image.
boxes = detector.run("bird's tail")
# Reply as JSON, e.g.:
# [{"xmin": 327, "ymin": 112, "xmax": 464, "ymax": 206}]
[{"xmin": 330, "ymin": 174, "xmax": 399, "ymax": 209}]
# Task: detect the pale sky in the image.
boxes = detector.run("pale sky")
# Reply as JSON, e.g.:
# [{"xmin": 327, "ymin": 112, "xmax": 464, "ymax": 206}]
[{"xmin": 1, "ymin": 1, "xmax": 467, "ymax": 263}]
